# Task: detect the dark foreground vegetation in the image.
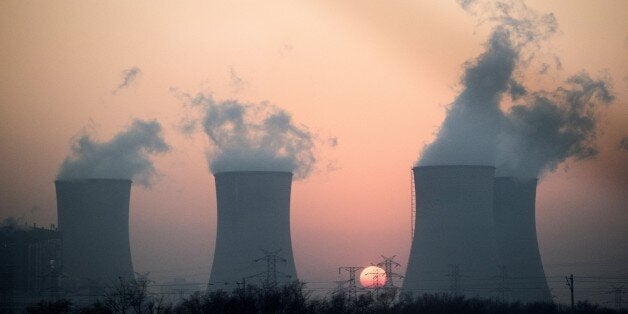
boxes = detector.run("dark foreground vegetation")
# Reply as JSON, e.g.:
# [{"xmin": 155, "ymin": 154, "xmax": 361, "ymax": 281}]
[{"xmin": 25, "ymin": 280, "xmax": 625, "ymax": 314}]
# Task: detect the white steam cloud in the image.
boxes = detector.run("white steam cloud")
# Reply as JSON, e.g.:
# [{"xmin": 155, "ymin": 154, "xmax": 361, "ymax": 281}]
[
  {"xmin": 418, "ymin": 28, "xmax": 516, "ymax": 166},
  {"xmin": 417, "ymin": 0, "xmax": 614, "ymax": 179},
  {"xmin": 176, "ymin": 92, "xmax": 315, "ymax": 179},
  {"xmin": 58, "ymin": 119, "xmax": 169, "ymax": 186}
]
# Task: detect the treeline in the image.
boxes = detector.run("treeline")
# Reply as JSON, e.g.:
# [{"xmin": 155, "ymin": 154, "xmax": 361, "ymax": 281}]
[{"xmin": 26, "ymin": 281, "xmax": 624, "ymax": 314}]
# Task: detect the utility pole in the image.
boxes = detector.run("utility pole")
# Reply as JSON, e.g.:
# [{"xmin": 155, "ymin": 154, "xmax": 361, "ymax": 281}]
[
  {"xmin": 339, "ymin": 266, "xmax": 363, "ymax": 301},
  {"xmin": 447, "ymin": 264, "xmax": 461, "ymax": 296},
  {"xmin": 565, "ymin": 274, "xmax": 574, "ymax": 311},
  {"xmin": 254, "ymin": 249, "xmax": 288, "ymax": 289}
]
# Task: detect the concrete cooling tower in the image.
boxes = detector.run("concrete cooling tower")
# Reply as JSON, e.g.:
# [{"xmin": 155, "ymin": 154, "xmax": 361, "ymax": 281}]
[
  {"xmin": 209, "ymin": 171, "xmax": 297, "ymax": 291},
  {"xmin": 55, "ymin": 179, "xmax": 134, "ymax": 289},
  {"xmin": 402, "ymin": 166, "xmax": 499, "ymax": 299},
  {"xmin": 493, "ymin": 177, "xmax": 550, "ymax": 303}
]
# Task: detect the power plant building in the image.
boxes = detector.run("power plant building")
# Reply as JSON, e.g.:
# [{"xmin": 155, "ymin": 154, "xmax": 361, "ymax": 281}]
[
  {"xmin": 493, "ymin": 177, "xmax": 550, "ymax": 302},
  {"xmin": 403, "ymin": 165, "xmax": 500, "ymax": 298},
  {"xmin": 0, "ymin": 223, "xmax": 62, "ymax": 312},
  {"xmin": 209, "ymin": 171, "xmax": 298, "ymax": 291},
  {"xmin": 55, "ymin": 179, "xmax": 135, "ymax": 291}
]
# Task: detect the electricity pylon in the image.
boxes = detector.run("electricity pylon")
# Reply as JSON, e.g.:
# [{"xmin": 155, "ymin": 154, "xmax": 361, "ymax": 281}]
[{"xmin": 339, "ymin": 266, "xmax": 363, "ymax": 301}]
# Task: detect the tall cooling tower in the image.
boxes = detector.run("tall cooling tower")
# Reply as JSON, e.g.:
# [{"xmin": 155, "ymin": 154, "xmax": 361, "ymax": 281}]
[
  {"xmin": 402, "ymin": 166, "xmax": 499, "ymax": 299},
  {"xmin": 209, "ymin": 171, "xmax": 297, "ymax": 291},
  {"xmin": 493, "ymin": 177, "xmax": 550, "ymax": 303},
  {"xmin": 55, "ymin": 179, "xmax": 134, "ymax": 288}
]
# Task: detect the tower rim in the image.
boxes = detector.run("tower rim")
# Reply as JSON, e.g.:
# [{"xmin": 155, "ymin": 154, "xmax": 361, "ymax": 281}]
[
  {"xmin": 55, "ymin": 178, "xmax": 132, "ymax": 184},
  {"xmin": 412, "ymin": 165, "xmax": 495, "ymax": 170}
]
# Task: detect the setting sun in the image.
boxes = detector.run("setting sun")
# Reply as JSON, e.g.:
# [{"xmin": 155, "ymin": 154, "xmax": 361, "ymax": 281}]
[{"xmin": 359, "ymin": 266, "xmax": 387, "ymax": 289}]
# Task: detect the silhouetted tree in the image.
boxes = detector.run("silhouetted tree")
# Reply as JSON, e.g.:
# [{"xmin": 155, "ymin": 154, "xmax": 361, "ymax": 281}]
[
  {"xmin": 103, "ymin": 273, "xmax": 151, "ymax": 314},
  {"xmin": 26, "ymin": 299, "xmax": 72, "ymax": 314},
  {"xmin": 27, "ymin": 281, "xmax": 625, "ymax": 314},
  {"xmin": 78, "ymin": 300, "xmax": 112, "ymax": 314}
]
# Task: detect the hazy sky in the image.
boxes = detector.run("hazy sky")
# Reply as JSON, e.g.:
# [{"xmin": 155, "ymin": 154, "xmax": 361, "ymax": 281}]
[{"xmin": 1, "ymin": 0, "xmax": 626, "ymax": 305}]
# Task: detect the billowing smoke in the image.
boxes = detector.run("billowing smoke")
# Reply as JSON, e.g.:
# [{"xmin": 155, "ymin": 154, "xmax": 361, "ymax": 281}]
[
  {"xmin": 497, "ymin": 73, "xmax": 614, "ymax": 177},
  {"xmin": 58, "ymin": 119, "xmax": 169, "ymax": 186},
  {"xmin": 178, "ymin": 92, "xmax": 315, "ymax": 179},
  {"xmin": 418, "ymin": 0, "xmax": 557, "ymax": 166},
  {"xmin": 417, "ymin": 0, "xmax": 613, "ymax": 179},
  {"xmin": 418, "ymin": 28, "xmax": 515, "ymax": 166}
]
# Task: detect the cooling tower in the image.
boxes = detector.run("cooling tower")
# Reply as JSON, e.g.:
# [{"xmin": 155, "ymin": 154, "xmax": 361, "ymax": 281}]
[
  {"xmin": 402, "ymin": 166, "xmax": 499, "ymax": 299},
  {"xmin": 55, "ymin": 179, "xmax": 134, "ymax": 289},
  {"xmin": 493, "ymin": 177, "xmax": 550, "ymax": 303},
  {"xmin": 208, "ymin": 171, "xmax": 297, "ymax": 291}
]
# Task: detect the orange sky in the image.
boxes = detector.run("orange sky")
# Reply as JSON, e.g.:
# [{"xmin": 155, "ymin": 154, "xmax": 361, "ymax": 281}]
[{"xmin": 1, "ymin": 0, "xmax": 626, "ymax": 303}]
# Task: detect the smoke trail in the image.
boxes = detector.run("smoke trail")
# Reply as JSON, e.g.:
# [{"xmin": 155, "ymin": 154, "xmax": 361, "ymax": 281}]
[
  {"xmin": 178, "ymin": 92, "xmax": 315, "ymax": 179},
  {"xmin": 58, "ymin": 119, "xmax": 169, "ymax": 186},
  {"xmin": 112, "ymin": 67, "xmax": 141, "ymax": 94},
  {"xmin": 497, "ymin": 72, "xmax": 614, "ymax": 178}
]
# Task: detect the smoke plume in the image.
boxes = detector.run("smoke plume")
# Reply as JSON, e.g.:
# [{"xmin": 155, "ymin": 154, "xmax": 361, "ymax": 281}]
[
  {"xmin": 418, "ymin": 28, "xmax": 515, "ymax": 166},
  {"xmin": 58, "ymin": 119, "xmax": 169, "ymax": 186},
  {"xmin": 418, "ymin": 0, "xmax": 613, "ymax": 179},
  {"xmin": 178, "ymin": 92, "xmax": 315, "ymax": 179},
  {"xmin": 497, "ymin": 72, "xmax": 614, "ymax": 178}
]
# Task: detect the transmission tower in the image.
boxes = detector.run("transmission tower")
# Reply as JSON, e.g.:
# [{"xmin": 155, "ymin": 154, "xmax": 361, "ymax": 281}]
[
  {"xmin": 254, "ymin": 249, "xmax": 289, "ymax": 289},
  {"xmin": 377, "ymin": 255, "xmax": 404, "ymax": 289},
  {"xmin": 333, "ymin": 280, "xmax": 345, "ymax": 294},
  {"xmin": 494, "ymin": 265, "xmax": 510, "ymax": 302},
  {"xmin": 366, "ymin": 269, "xmax": 382, "ymax": 297},
  {"xmin": 446, "ymin": 264, "xmax": 461, "ymax": 296},
  {"xmin": 339, "ymin": 266, "xmax": 363, "ymax": 300},
  {"xmin": 40, "ymin": 259, "xmax": 64, "ymax": 301},
  {"xmin": 612, "ymin": 286, "xmax": 624, "ymax": 310}
]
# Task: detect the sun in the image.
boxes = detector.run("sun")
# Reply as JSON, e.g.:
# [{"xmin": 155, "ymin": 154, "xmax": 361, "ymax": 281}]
[{"xmin": 359, "ymin": 266, "xmax": 387, "ymax": 289}]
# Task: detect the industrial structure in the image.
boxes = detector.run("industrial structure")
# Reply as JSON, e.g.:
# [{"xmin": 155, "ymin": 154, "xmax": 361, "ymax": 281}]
[
  {"xmin": 402, "ymin": 165, "xmax": 500, "ymax": 298},
  {"xmin": 0, "ymin": 222, "xmax": 62, "ymax": 312},
  {"xmin": 55, "ymin": 179, "xmax": 135, "ymax": 291},
  {"xmin": 493, "ymin": 177, "xmax": 550, "ymax": 302},
  {"xmin": 208, "ymin": 171, "xmax": 297, "ymax": 291}
]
